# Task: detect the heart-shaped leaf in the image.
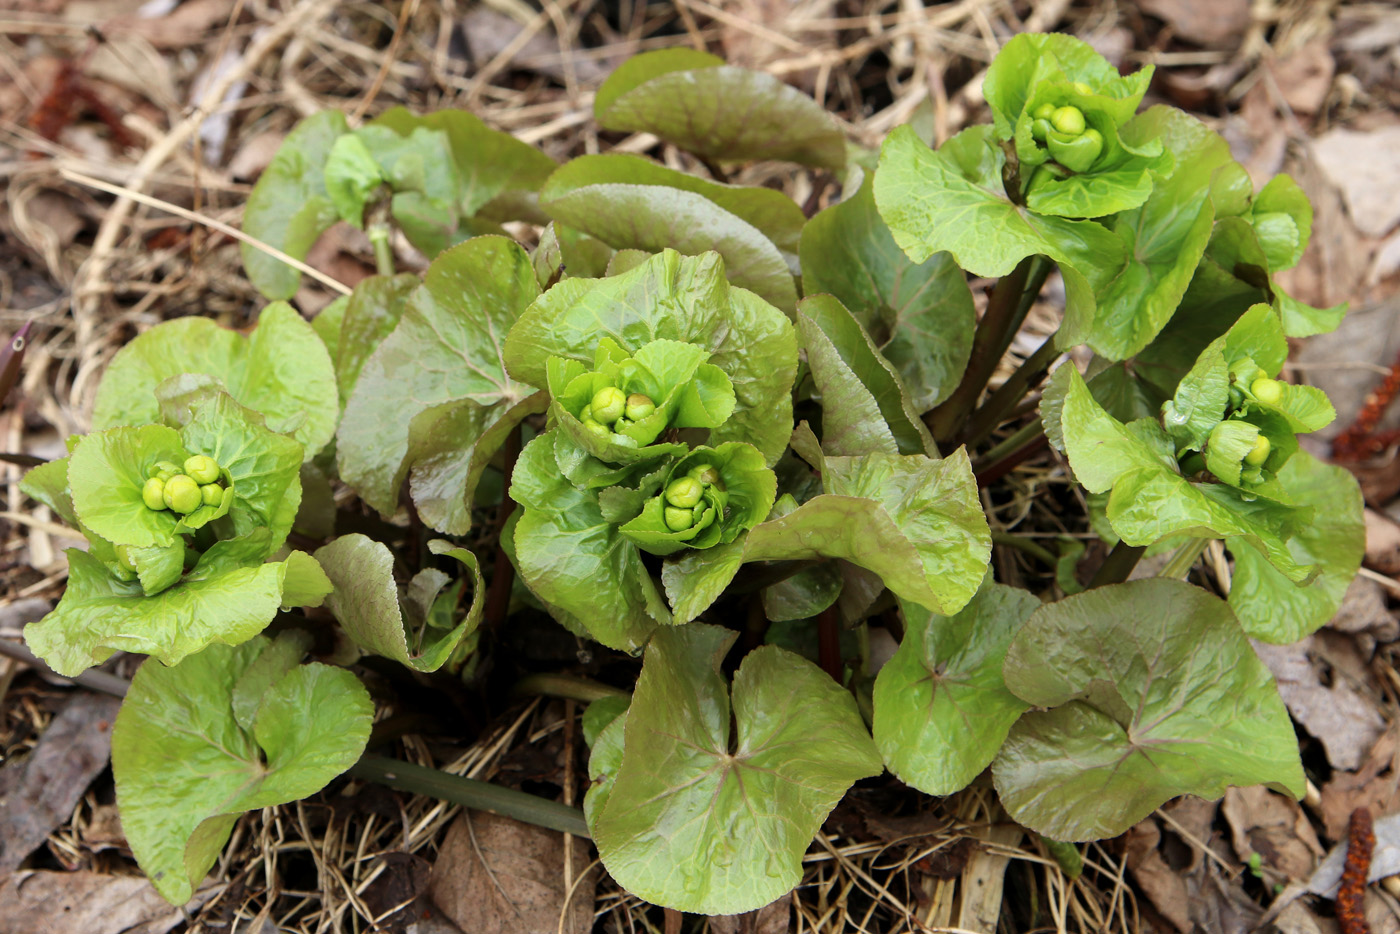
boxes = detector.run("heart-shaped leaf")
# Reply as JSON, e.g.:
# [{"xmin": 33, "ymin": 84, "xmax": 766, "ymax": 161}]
[
  {"xmin": 589, "ymin": 624, "xmax": 881, "ymax": 914},
  {"xmin": 993, "ymin": 578, "xmax": 1305, "ymax": 841},
  {"xmin": 873, "ymin": 582, "xmax": 1038, "ymax": 795},
  {"xmin": 112, "ymin": 635, "xmax": 372, "ymax": 904}
]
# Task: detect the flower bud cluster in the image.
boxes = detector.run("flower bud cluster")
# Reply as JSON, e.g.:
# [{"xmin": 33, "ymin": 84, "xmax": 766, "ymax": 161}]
[
  {"xmin": 1029, "ymin": 101, "xmax": 1104, "ymax": 173},
  {"xmin": 661, "ymin": 464, "xmax": 725, "ymax": 531},
  {"xmin": 579, "ymin": 385, "xmax": 656, "ymax": 439},
  {"xmin": 141, "ymin": 455, "xmax": 225, "ymax": 515}
]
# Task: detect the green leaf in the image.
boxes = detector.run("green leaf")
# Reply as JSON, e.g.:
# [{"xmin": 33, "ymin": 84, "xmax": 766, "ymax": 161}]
[
  {"xmin": 510, "ymin": 432, "xmax": 668, "ymax": 650},
  {"xmin": 240, "ymin": 110, "xmax": 347, "ymax": 299},
  {"xmin": 338, "ymin": 236, "xmax": 539, "ymax": 515},
  {"xmin": 505, "ymin": 250, "xmax": 798, "ymax": 465},
  {"xmin": 659, "ymin": 537, "xmax": 748, "ymax": 625},
  {"xmin": 323, "ymin": 132, "xmax": 385, "ymax": 227},
  {"xmin": 762, "ymin": 561, "xmax": 843, "ymax": 622},
  {"xmin": 993, "ymin": 579, "xmax": 1305, "ymax": 841},
  {"xmin": 590, "ymin": 624, "xmax": 881, "ymax": 914},
  {"xmin": 21, "ymin": 456, "xmax": 75, "ymax": 526},
  {"xmin": 1250, "ymin": 174, "xmax": 1311, "ymax": 271},
  {"xmin": 314, "ymin": 534, "xmax": 485, "ymax": 671},
  {"xmin": 25, "ymin": 545, "xmax": 326, "ymax": 677},
  {"xmin": 1227, "ymin": 452, "xmax": 1363, "ymax": 643},
  {"xmin": 799, "ymin": 172, "xmax": 975, "ymax": 410},
  {"xmin": 334, "ymin": 274, "xmax": 418, "ymax": 406},
  {"xmin": 543, "ymin": 154, "xmax": 805, "ymax": 258},
  {"xmin": 797, "ymin": 294, "xmax": 935, "ymax": 457},
  {"xmin": 744, "ymin": 450, "xmax": 989, "ymax": 616},
  {"xmin": 406, "ymin": 391, "xmax": 549, "ymax": 536},
  {"xmin": 582, "ymin": 695, "xmax": 630, "ymax": 748},
  {"xmin": 539, "ymin": 179, "xmax": 797, "ymax": 312},
  {"xmin": 873, "ymin": 583, "xmax": 1038, "ymax": 795},
  {"xmin": 371, "ymin": 107, "xmax": 556, "ymax": 219},
  {"xmin": 92, "ymin": 303, "xmax": 337, "ymax": 457},
  {"xmin": 1161, "ymin": 345, "xmax": 1229, "ymax": 450},
  {"xmin": 619, "ymin": 443, "xmax": 776, "ymax": 556},
  {"xmin": 69, "ymin": 424, "xmax": 190, "ymax": 549},
  {"xmin": 1083, "ymin": 108, "xmax": 1237, "ymax": 360},
  {"xmin": 593, "ymin": 51, "xmax": 845, "ymax": 170},
  {"xmin": 112, "ymin": 636, "xmax": 371, "ymax": 904}
]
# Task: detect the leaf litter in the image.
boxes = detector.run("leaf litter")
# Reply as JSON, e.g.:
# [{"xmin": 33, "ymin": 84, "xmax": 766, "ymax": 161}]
[{"xmin": 3, "ymin": 0, "xmax": 1400, "ymax": 931}]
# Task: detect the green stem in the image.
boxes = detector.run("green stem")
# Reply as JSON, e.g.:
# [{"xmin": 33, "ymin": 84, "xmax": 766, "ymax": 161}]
[
  {"xmin": 927, "ymin": 255, "xmax": 1052, "ymax": 444},
  {"xmin": 511, "ymin": 673, "xmax": 629, "ymax": 704},
  {"xmin": 972, "ymin": 420, "xmax": 1049, "ymax": 488},
  {"xmin": 350, "ymin": 756, "xmax": 589, "ymax": 837},
  {"xmin": 1158, "ymin": 538, "xmax": 1211, "ymax": 580},
  {"xmin": 960, "ymin": 332, "xmax": 1061, "ymax": 449},
  {"xmin": 991, "ymin": 530, "xmax": 1058, "ymax": 567},
  {"xmin": 368, "ymin": 224, "xmax": 395, "ymax": 277},
  {"xmin": 1089, "ymin": 540, "xmax": 1146, "ymax": 588}
]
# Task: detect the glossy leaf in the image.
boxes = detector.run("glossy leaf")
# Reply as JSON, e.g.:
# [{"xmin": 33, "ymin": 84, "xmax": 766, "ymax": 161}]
[
  {"xmin": 338, "ymin": 236, "xmax": 538, "ymax": 515},
  {"xmin": 590, "ymin": 624, "xmax": 881, "ymax": 914},
  {"xmin": 240, "ymin": 110, "xmax": 346, "ymax": 299},
  {"xmin": 1227, "ymin": 452, "xmax": 1364, "ymax": 643},
  {"xmin": 25, "ymin": 544, "xmax": 330, "ymax": 677},
  {"xmin": 994, "ymin": 579, "xmax": 1305, "ymax": 840},
  {"xmin": 744, "ymin": 450, "xmax": 989, "ymax": 616},
  {"xmin": 314, "ymin": 535, "xmax": 485, "ymax": 671},
  {"xmin": 798, "ymin": 294, "xmax": 934, "ymax": 457},
  {"xmin": 873, "ymin": 583, "xmax": 1038, "ymax": 795},
  {"xmin": 593, "ymin": 50, "xmax": 846, "ymax": 169},
  {"xmin": 505, "ymin": 250, "xmax": 798, "ymax": 464},
  {"xmin": 799, "ymin": 172, "xmax": 975, "ymax": 410},
  {"xmin": 539, "ymin": 180, "xmax": 797, "ymax": 311},
  {"xmin": 112, "ymin": 636, "xmax": 371, "ymax": 904},
  {"xmin": 92, "ymin": 303, "xmax": 338, "ymax": 457},
  {"xmin": 334, "ymin": 274, "xmax": 418, "ymax": 406}
]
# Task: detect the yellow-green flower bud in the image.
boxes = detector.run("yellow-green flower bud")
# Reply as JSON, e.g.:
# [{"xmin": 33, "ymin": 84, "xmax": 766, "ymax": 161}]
[
  {"xmin": 149, "ymin": 460, "xmax": 180, "ymax": 481},
  {"xmin": 184, "ymin": 455, "xmax": 220, "ymax": 485},
  {"xmin": 1251, "ymin": 378, "xmax": 1284, "ymax": 406},
  {"xmin": 1033, "ymin": 103, "xmax": 1057, "ymax": 121},
  {"xmin": 1031, "ymin": 118, "xmax": 1052, "ymax": 142},
  {"xmin": 200, "ymin": 483, "xmax": 224, "ymax": 506},
  {"xmin": 624, "ymin": 393, "xmax": 656, "ymax": 421},
  {"xmin": 665, "ymin": 476, "xmax": 704, "ymax": 509},
  {"xmin": 162, "ymin": 474, "xmax": 201, "ymax": 514},
  {"xmin": 142, "ymin": 477, "xmax": 167, "ymax": 511},
  {"xmin": 591, "ymin": 386, "xmax": 626, "ymax": 423},
  {"xmin": 688, "ymin": 465, "xmax": 723, "ymax": 488},
  {"xmin": 1244, "ymin": 434, "xmax": 1271, "ymax": 467},
  {"xmin": 1051, "ymin": 105, "xmax": 1086, "ymax": 136},
  {"xmin": 664, "ymin": 506, "xmax": 695, "ymax": 532},
  {"xmin": 581, "ymin": 417, "xmax": 610, "ymax": 439}
]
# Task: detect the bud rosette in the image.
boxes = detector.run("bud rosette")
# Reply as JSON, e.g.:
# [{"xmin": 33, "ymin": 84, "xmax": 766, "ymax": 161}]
[
  {"xmin": 547, "ymin": 337, "xmax": 738, "ymax": 466},
  {"xmin": 982, "ymin": 33, "xmax": 1170, "ymax": 217},
  {"xmin": 618, "ymin": 443, "xmax": 776, "ymax": 556}
]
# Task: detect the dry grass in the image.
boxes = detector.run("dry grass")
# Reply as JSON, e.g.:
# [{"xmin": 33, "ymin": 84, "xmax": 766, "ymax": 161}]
[{"xmin": 2, "ymin": 0, "xmax": 1397, "ymax": 930}]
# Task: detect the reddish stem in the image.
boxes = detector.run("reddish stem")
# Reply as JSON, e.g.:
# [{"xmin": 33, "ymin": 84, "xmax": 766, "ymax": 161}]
[
  {"xmin": 483, "ymin": 427, "xmax": 523, "ymax": 630},
  {"xmin": 817, "ymin": 604, "xmax": 841, "ymax": 683},
  {"xmin": 1337, "ymin": 807, "xmax": 1375, "ymax": 934}
]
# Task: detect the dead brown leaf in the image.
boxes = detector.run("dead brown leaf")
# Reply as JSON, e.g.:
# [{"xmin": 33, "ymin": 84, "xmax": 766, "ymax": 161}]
[
  {"xmin": 1320, "ymin": 728, "xmax": 1400, "ymax": 841},
  {"xmin": 1331, "ymin": 576, "xmax": 1398, "ymax": 648},
  {"xmin": 0, "ymin": 871, "xmax": 213, "ymax": 934},
  {"xmin": 105, "ymin": 0, "xmax": 236, "ymax": 49},
  {"xmin": 1272, "ymin": 152, "xmax": 1370, "ymax": 309},
  {"xmin": 0, "ymin": 691, "xmax": 123, "ymax": 874},
  {"xmin": 428, "ymin": 811, "xmax": 596, "ymax": 934},
  {"xmin": 1270, "ymin": 900, "xmax": 1333, "ymax": 934},
  {"xmin": 708, "ymin": 893, "xmax": 791, "ymax": 934},
  {"xmin": 1267, "ymin": 40, "xmax": 1336, "ymax": 116},
  {"xmin": 1138, "ymin": 0, "xmax": 1252, "ymax": 47},
  {"xmin": 1368, "ymin": 510, "xmax": 1400, "ymax": 575},
  {"xmin": 1222, "ymin": 786, "xmax": 1324, "ymax": 882},
  {"xmin": 1125, "ymin": 819, "xmax": 1193, "ymax": 934},
  {"xmin": 1312, "ymin": 126, "xmax": 1400, "ymax": 238},
  {"xmin": 1254, "ymin": 637, "xmax": 1385, "ymax": 773}
]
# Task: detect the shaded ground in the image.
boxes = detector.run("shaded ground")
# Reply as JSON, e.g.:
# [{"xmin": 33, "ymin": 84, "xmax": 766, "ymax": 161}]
[{"xmin": 2, "ymin": 0, "xmax": 1400, "ymax": 931}]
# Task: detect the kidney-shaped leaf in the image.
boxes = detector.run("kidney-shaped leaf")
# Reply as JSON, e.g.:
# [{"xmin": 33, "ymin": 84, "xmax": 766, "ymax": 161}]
[
  {"xmin": 314, "ymin": 534, "xmax": 485, "ymax": 671},
  {"xmin": 92, "ymin": 303, "xmax": 337, "ymax": 456},
  {"xmin": 873, "ymin": 583, "xmax": 1038, "ymax": 796},
  {"xmin": 590, "ymin": 624, "xmax": 881, "ymax": 914},
  {"xmin": 594, "ymin": 50, "xmax": 846, "ymax": 170},
  {"xmin": 993, "ymin": 578, "xmax": 1305, "ymax": 841},
  {"xmin": 112, "ymin": 635, "xmax": 372, "ymax": 904},
  {"xmin": 800, "ymin": 172, "xmax": 975, "ymax": 410},
  {"xmin": 338, "ymin": 236, "xmax": 539, "ymax": 515},
  {"xmin": 1227, "ymin": 451, "xmax": 1364, "ymax": 643}
]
